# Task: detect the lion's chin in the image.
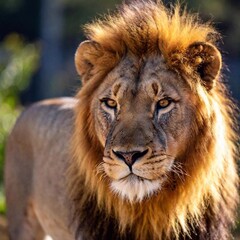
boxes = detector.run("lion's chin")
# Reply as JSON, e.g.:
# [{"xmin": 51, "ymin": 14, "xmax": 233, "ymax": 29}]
[{"xmin": 110, "ymin": 175, "xmax": 161, "ymax": 202}]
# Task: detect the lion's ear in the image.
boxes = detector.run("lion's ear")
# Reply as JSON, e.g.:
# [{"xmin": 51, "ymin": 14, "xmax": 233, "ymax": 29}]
[
  {"xmin": 186, "ymin": 42, "xmax": 222, "ymax": 90},
  {"xmin": 75, "ymin": 40, "xmax": 103, "ymax": 83}
]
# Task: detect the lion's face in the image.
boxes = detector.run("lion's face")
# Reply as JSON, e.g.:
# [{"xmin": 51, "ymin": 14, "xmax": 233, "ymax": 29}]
[{"xmin": 91, "ymin": 55, "xmax": 197, "ymax": 202}]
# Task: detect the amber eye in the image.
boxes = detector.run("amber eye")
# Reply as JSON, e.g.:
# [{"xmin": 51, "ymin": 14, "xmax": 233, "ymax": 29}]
[
  {"xmin": 101, "ymin": 98, "xmax": 117, "ymax": 109},
  {"xmin": 157, "ymin": 98, "xmax": 172, "ymax": 109}
]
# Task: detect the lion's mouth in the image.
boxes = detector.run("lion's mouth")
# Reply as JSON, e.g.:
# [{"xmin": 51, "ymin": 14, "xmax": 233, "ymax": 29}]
[
  {"xmin": 100, "ymin": 154, "xmax": 174, "ymax": 202},
  {"xmin": 110, "ymin": 174, "xmax": 162, "ymax": 202},
  {"xmin": 118, "ymin": 173, "xmax": 147, "ymax": 181}
]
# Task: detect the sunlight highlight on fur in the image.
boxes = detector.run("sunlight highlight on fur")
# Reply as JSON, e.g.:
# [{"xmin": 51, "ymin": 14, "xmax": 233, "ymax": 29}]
[{"xmin": 44, "ymin": 235, "xmax": 53, "ymax": 240}]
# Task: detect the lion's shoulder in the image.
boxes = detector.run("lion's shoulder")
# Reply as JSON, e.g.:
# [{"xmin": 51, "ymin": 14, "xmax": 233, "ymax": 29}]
[{"xmin": 9, "ymin": 97, "xmax": 77, "ymax": 148}]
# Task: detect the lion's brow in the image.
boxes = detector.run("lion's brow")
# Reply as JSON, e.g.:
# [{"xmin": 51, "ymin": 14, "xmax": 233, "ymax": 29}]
[{"xmin": 113, "ymin": 83, "xmax": 121, "ymax": 97}]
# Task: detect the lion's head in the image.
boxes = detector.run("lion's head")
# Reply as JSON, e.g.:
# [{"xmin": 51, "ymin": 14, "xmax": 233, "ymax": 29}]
[
  {"xmin": 79, "ymin": 54, "xmax": 205, "ymax": 202},
  {"xmin": 70, "ymin": 1, "xmax": 238, "ymax": 239}
]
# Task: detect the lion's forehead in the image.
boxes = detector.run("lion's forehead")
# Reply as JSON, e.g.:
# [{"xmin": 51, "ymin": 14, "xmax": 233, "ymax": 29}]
[
  {"xmin": 102, "ymin": 55, "xmax": 184, "ymax": 103},
  {"xmin": 110, "ymin": 55, "xmax": 167, "ymax": 83}
]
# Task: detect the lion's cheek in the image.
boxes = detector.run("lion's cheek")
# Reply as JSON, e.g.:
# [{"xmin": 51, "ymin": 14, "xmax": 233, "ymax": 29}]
[
  {"xmin": 94, "ymin": 118, "xmax": 109, "ymax": 147},
  {"xmin": 133, "ymin": 160, "xmax": 173, "ymax": 180},
  {"xmin": 103, "ymin": 163, "xmax": 130, "ymax": 180},
  {"xmin": 166, "ymin": 137, "xmax": 180, "ymax": 157},
  {"xmin": 164, "ymin": 124, "xmax": 190, "ymax": 158}
]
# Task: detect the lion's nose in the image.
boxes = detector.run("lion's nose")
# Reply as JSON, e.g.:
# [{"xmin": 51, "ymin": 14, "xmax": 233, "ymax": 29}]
[{"xmin": 112, "ymin": 149, "xmax": 149, "ymax": 167}]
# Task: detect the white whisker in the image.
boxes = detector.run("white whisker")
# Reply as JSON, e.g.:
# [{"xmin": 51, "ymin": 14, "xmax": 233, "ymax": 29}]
[{"xmin": 171, "ymin": 162, "xmax": 189, "ymax": 183}]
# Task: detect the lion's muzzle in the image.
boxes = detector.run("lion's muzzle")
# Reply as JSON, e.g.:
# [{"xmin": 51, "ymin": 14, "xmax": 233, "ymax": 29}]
[{"xmin": 112, "ymin": 148, "xmax": 149, "ymax": 169}]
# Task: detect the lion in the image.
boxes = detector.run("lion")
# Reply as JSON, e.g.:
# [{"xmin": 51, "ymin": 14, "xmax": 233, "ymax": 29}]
[{"xmin": 4, "ymin": 1, "xmax": 239, "ymax": 240}]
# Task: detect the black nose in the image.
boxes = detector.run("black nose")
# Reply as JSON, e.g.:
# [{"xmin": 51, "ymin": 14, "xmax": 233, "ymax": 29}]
[{"xmin": 112, "ymin": 149, "xmax": 149, "ymax": 167}]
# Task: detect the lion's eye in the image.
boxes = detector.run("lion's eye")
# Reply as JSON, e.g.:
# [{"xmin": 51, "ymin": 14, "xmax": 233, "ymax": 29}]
[
  {"xmin": 101, "ymin": 98, "xmax": 117, "ymax": 109},
  {"xmin": 157, "ymin": 98, "xmax": 172, "ymax": 109}
]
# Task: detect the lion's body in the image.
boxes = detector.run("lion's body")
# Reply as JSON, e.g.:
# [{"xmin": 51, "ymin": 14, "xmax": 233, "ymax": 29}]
[
  {"xmin": 5, "ymin": 1, "xmax": 239, "ymax": 240},
  {"xmin": 5, "ymin": 98, "xmax": 76, "ymax": 240}
]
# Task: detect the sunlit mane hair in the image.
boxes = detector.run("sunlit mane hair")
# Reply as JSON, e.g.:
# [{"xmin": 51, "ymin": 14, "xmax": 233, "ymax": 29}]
[
  {"xmin": 69, "ymin": 0, "xmax": 239, "ymax": 239},
  {"xmin": 83, "ymin": 0, "xmax": 218, "ymax": 75}
]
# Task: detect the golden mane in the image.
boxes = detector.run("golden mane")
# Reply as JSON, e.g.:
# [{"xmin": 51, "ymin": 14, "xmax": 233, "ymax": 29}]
[
  {"xmin": 83, "ymin": 0, "xmax": 217, "ymax": 73},
  {"xmin": 68, "ymin": 1, "xmax": 239, "ymax": 239}
]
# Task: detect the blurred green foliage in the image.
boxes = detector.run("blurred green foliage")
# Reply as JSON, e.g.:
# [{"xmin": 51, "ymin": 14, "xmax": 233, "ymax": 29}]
[{"xmin": 0, "ymin": 34, "xmax": 39, "ymax": 213}]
